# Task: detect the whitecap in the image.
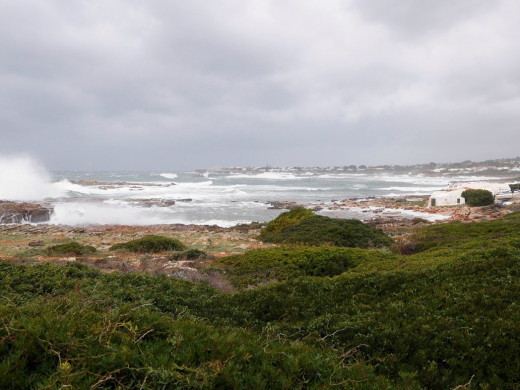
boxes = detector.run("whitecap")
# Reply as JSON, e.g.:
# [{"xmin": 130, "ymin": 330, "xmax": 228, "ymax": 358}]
[{"xmin": 158, "ymin": 173, "xmax": 178, "ymax": 179}]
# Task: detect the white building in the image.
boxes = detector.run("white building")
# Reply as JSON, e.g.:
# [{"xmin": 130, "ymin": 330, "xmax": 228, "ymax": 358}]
[
  {"xmin": 429, "ymin": 182, "xmax": 512, "ymax": 207},
  {"xmin": 429, "ymin": 189, "xmax": 466, "ymax": 207}
]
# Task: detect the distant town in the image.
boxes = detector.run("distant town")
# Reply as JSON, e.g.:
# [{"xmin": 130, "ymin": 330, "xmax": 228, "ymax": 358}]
[{"xmin": 197, "ymin": 157, "xmax": 520, "ymax": 178}]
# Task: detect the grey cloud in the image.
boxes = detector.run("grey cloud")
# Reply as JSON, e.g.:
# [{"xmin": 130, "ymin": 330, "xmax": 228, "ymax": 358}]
[
  {"xmin": 0, "ymin": 0, "xmax": 519, "ymax": 170},
  {"xmin": 351, "ymin": 0, "xmax": 496, "ymax": 38}
]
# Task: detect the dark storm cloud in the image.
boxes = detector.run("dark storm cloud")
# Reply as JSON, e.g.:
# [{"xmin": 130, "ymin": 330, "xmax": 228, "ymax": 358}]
[{"xmin": 0, "ymin": 0, "xmax": 519, "ymax": 170}]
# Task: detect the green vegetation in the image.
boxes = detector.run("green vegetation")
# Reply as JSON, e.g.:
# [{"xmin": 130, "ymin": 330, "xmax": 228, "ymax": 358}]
[
  {"xmin": 260, "ymin": 207, "xmax": 392, "ymax": 248},
  {"xmin": 219, "ymin": 246, "xmax": 393, "ymax": 288},
  {"xmin": 3, "ymin": 213, "xmax": 520, "ymax": 388},
  {"xmin": 462, "ymin": 188, "xmax": 495, "ymax": 206},
  {"xmin": 110, "ymin": 235, "xmax": 186, "ymax": 253},
  {"xmin": 169, "ymin": 248, "xmax": 211, "ymax": 260},
  {"xmin": 45, "ymin": 241, "xmax": 97, "ymax": 256},
  {"xmin": 260, "ymin": 207, "xmax": 314, "ymax": 235},
  {"xmin": 0, "ymin": 262, "xmax": 389, "ymax": 389},
  {"xmin": 411, "ymin": 212, "xmax": 520, "ymax": 253}
]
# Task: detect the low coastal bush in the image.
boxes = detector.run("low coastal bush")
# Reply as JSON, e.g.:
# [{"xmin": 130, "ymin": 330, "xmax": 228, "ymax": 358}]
[
  {"xmin": 462, "ymin": 188, "xmax": 495, "ymax": 206},
  {"xmin": 110, "ymin": 235, "xmax": 185, "ymax": 253},
  {"xmin": 260, "ymin": 207, "xmax": 314, "ymax": 235},
  {"xmin": 0, "ymin": 263, "xmax": 390, "ymax": 389},
  {"xmin": 260, "ymin": 208, "xmax": 392, "ymax": 248},
  {"xmin": 410, "ymin": 212, "xmax": 520, "ymax": 253},
  {"xmin": 45, "ymin": 241, "xmax": 97, "ymax": 256},
  {"xmin": 219, "ymin": 246, "xmax": 391, "ymax": 288},
  {"xmin": 5, "ymin": 213, "xmax": 520, "ymax": 388},
  {"xmin": 169, "ymin": 248, "xmax": 210, "ymax": 260}
]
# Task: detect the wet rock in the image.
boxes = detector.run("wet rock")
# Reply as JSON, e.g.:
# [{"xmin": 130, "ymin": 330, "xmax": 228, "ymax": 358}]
[
  {"xmin": 267, "ymin": 201, "xmax": 302, "ymax": 210},
  {"xmin": 0, "ymin": 201, "xmax": 53, "ymax": 224},
  {"xmin": 133, "ymin": 199, "xmax": 176, "ymax": 208}
]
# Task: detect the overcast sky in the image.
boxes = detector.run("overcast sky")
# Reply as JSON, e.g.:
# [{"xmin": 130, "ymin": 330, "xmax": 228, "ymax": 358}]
[{"xmin": 1, "ymin": 0, "xmax": 519, "ymax": 170}]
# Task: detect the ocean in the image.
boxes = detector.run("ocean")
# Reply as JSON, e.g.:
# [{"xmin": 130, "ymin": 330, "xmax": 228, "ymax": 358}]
[{"xmin": 18, "ymin": 169, "xmax": 497, "ymax": 227}]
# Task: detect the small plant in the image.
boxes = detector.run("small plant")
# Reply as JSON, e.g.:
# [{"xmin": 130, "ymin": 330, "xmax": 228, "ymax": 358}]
[
  {"xmin": 45, "ymin": 242, "xmax": 97, "ymax": 256},
  {"xmin": 462, "ymin": 189, "xmax": 495, "ymax": 206},
  {"xmin": 411, "ymin": 217, "xmax": 429, "ymax": 225},
  {"xmin": 391, "ymin": 237, "xmax": 416, "ymax": 255},
  {"xmin": 110, "ymin": 235, "xmax": 185, "ymax": 253},
  {"xmin": 231, "ymin": 221, "xmax": 265, "ymax": 232},
  {"xmin": 169, "ymin": 249, "xmax": 210, "ymax": 260}
]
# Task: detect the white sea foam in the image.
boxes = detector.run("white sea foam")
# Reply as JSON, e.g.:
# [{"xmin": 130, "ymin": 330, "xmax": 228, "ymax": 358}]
[
  {"xmin": 175, "ymin": 180, "xmax": 213, "ymax": 187},
  {"xmin": 0, "ymin": 155, "xmax": 65, "ymax": 201},
  {"xmin": 380, "ymin": 186, "xmax": 443, "ymax": 193},
  {"xmin": 315, "ymin": 173, "xmax": 365, "ymax": 179},
  {"xmin": 158, "ymin": 173, "xmax": 178, "ymax": 179},
  {"xmin": 50, "ymin": 201, "xmax": 255, "ymax": 227},
  {"xmin": 227, "ymin": 172, "xmax": 303, "ymax": 180},
  {"xmin": 51, "ymin": 202, "xmax": 172, "ymax": 225}
]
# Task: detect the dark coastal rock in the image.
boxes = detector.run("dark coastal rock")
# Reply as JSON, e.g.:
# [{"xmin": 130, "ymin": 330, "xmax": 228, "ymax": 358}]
[
  {"xmin": 267, "ymin": 201, "xmax": 303, "ymax": 210},
  {"xmin": 133, "ymin": 199, "xmax": 176, "ymax": 208},
  {"xmin": 0, "ymin": 201, "xmax": 54, "ymax": 224}
]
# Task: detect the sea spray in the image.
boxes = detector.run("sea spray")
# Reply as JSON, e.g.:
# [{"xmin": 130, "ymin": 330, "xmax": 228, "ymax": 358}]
[{"xmin": 0, "ymin": 155, "xmax": 64, "ymax": 201}]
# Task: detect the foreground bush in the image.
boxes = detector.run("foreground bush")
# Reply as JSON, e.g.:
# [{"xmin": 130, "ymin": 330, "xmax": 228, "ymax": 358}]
[
  {"xmin": 0, "ymin": 264, "xmax": 390, "ymax": 389},
  {"xmin": 110, "ymin": 235, "xmax": 185, "ymax": 253},
  {"xmin": 260, "ymin": 208, "xmax": 392, "ymax": 248},
  {"xmin": 45, "ymin": 241, "xmax": 97, "ymax": 256},
  {"xmin": 219, "ymin": 247, "xmax": 392, "ymax": 288},
  {"xmin": 4, "ymin": 213, "xmax": 520, "ymax": 388},
  {"xmin": 462, "ymin": 189, "xmax": 495, "ymax": 206}
]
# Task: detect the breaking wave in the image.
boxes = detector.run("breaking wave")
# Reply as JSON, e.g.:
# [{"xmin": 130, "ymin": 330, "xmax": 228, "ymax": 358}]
[
  {"xmin": 227, "ymin": 172, "xmax": 304, "ymax": 180},
  {"xmin": 0, "ymin": 155, "xmax": 64, "ymax": 201},
  {"xmin": 158, "ymin": 173, "xmax": 178, "ymax": 179}
]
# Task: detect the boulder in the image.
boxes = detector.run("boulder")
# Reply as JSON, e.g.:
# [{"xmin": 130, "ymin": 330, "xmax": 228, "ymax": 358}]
[{"xmin": 0, "ymin": 201, "xmax": 53, "ymax": 224}]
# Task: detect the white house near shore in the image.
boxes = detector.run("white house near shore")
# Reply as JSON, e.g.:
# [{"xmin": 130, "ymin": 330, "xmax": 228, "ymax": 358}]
[
  {"xmin": 428, "ymin": 182, "xmax": 513, "ymax": 207},
  {"xmin": 429, "ymin": 189, "xmax": 466, "ymax": 207}
]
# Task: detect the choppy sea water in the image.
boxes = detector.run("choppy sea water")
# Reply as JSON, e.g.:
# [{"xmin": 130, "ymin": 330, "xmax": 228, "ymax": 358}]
[{"xmin": 29, "ymin": 170, "xmax": 499, "ymax": 227}]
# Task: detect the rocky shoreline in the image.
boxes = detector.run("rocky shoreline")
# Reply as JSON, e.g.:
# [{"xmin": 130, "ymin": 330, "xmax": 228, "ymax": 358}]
[
  {"xmin": 1, "ymin": 194, "xmax": 515, "ymax": 229},
  {"xmin": 0, "ymin": 195, "xmax": 517, "ymax": 290},
  {"xmin": 0, "ymin": 201, "xmax": 54, "ymax": 224}
]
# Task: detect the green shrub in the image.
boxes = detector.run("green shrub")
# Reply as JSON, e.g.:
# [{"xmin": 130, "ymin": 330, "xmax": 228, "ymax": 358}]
[
  {"xmin": 260, "ymin": 211, "xmax": 392, "ymax": 248},
  {"xmin": 410, "ymin": 212, "xmax": 520, "ymax": 253},
  {"xmin": 0, "ymin": 264, "xmax": 391, "ymax": 389},
  {"xmin": 219, "ymin": 246, "xmax": 390, "ymax": 288},
  {"xmin": 462, "ymin": 189, "xmax": 495, "ymax": 206},
  {"xmin": 260, "ymin": 207, "xmax": 314, "ymax": 236},
  {"xmin": 5, "ymin": 212, "xmax": 520, "ymax": 388},
  {"xmin": 110, "ymin": 235, "xmax": 185, "ymax": 253},
  {"xmin": 169, "ymin": 248, "xmax": 210, "ymax": 260},
  {"xmin": 45, "ymin": 241, "xmax": 97, "ymax": 256}
]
